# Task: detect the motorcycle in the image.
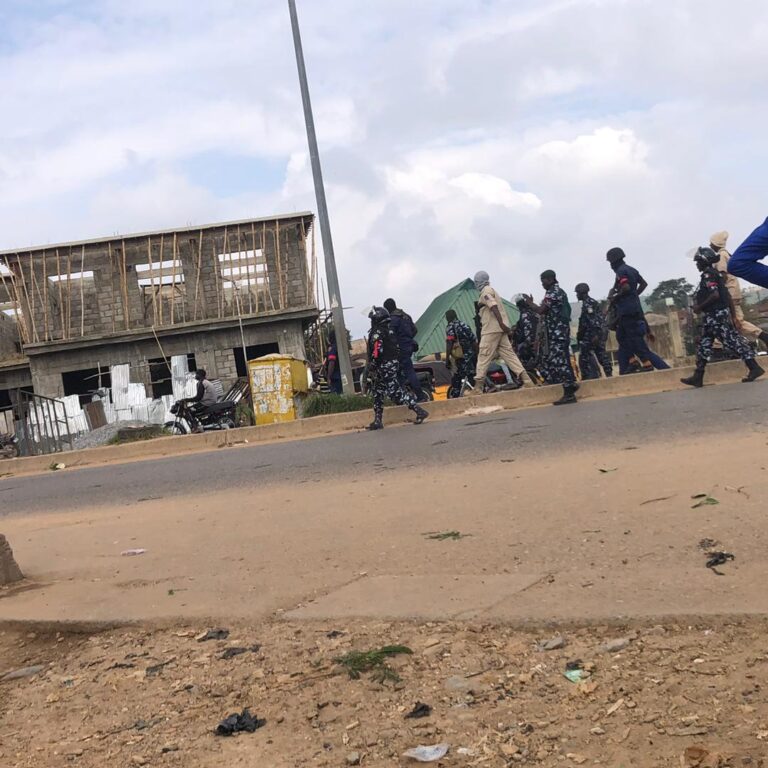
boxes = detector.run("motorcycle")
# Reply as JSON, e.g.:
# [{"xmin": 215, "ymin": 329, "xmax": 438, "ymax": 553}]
[
  {"xmin": 447, "ymin": 361, "xmax": 522, "ymax": 398},
  {"xmin": 165, "ymin": 399, "xmax": 238, "ymax": 435},
  {"xmin": 0, "ymin": 432, "xmax": 19, "ymax": 459}
]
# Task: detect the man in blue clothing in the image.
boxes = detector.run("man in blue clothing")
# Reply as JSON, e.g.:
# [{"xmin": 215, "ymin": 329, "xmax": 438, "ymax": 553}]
[
  {"xmin": 606, "ymin": 247, "xmax": 669, "ymax": 375},
  {"xmin": 728, "ymin": 217, "xmax": 768, "ymax": 289},
  {"xmin": 383, "ymin": 298, "xmax": 424, "ymax": 400}
]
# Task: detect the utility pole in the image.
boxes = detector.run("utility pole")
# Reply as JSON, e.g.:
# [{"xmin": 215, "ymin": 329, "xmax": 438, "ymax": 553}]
[{"xmin": 288, "ymin": 0, "xmax": 355, "ymax": 394}]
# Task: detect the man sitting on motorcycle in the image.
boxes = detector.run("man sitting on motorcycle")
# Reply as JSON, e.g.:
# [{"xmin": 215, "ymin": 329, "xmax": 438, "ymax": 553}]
[{"xmin": 184, "ymin": 369, "xmax": 218, "ymax": 433}]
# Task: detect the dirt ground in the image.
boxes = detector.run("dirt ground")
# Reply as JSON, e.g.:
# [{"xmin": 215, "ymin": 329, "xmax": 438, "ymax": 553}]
[
  {"xmin": 1, "ymin": 618, "xmax": 767, "ymax": 768},
  {"xmin": 3, "ymin": 423, "xmax": 768, "ymax": 766},
  {"xmin": 2, "ymin": 432, "xmax": 768, "ymax": 625}
]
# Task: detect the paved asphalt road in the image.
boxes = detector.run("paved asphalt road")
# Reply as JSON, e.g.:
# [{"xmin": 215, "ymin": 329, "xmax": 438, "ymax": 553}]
[{"xmin": 1, "ymin": 381, "xmax": 765, "ymax": 516}]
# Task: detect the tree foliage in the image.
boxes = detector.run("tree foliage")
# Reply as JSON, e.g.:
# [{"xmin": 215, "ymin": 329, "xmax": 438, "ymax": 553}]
[{"xmin": 647, "ymin": 278, "xmax": 694, "ymax": 311}]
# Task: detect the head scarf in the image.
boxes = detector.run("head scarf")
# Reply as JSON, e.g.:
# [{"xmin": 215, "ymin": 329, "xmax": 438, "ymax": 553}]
[
  {"xmin": 473, "ymin": 270, "xmax": 490, "ymax": 290},
  {"xmin": 710, "ymin": 231, "xmax": 729, "ymax": 250}
]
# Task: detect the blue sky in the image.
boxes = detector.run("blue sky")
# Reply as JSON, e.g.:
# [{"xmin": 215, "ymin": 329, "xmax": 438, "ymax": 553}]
[{"xmin": 1, "ymin": 0, "xmax": 767, "ymax": 336}]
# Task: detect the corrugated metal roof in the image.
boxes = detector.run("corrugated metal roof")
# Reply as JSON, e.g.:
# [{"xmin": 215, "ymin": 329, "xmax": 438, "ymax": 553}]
[
  {"xmin": 0, "ymin": 212, "xmax": 315, "ymax": 256},
  {"xmin": 414, "ymin": 278, "xmax": 520, "ymax": 358}
]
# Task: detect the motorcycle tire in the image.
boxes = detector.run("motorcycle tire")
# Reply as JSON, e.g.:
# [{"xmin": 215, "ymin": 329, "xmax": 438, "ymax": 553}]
[
  {"xmin": 165, "ymin": 420, "xmax": 188, "ymax": 436},
  {"xmin": 1, "ymin": 445, "xmax": 19, "ymax": 459}
]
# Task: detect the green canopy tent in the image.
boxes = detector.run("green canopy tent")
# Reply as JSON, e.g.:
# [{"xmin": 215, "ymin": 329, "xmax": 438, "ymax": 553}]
[{"xmin": 413, "ymin": 278, "xmax": 520, "ymax": 359}]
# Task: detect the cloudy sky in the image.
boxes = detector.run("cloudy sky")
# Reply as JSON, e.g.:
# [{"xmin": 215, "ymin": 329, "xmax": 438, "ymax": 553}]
[{"xmin": 1, "ymin": 0, "xmax": 767, "ymax": 335}]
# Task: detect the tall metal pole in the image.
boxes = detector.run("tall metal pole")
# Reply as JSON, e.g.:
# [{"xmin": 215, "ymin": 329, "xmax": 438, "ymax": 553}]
[{"xmin": 288, "ymin": 0, "xmax": 354, "ymax": 394}]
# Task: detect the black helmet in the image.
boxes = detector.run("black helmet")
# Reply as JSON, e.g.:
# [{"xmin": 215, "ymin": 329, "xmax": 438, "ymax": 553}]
[
  {"xmin": 368, "ymin": 306, "xmax": 390, "ymax": 325},
  {"xmin": 695, "ymin": 246, "xmax": 719, "ymax": 266}
]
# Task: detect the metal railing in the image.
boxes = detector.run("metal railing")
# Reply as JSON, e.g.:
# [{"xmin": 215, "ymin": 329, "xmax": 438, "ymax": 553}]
[{"xmin": 5, "ymin": 389, "xmax": 73, "ymax": 456}]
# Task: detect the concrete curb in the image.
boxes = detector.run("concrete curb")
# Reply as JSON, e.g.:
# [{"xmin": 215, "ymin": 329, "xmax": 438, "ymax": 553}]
[{"xmin": 0, "ymin": 359, "xmax": 758, "ymax": 477}]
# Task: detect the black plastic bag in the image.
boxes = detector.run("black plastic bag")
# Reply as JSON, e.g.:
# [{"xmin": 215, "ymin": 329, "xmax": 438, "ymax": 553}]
[{"xmin": 215, "ymin": 708, "xmax": 266, "ymax": 736}]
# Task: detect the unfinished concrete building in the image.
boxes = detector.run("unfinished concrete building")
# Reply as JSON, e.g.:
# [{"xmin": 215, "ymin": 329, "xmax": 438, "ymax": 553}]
[{"xmin": 0, "ymin": 213, "xmax": 317, "ymax": 404}]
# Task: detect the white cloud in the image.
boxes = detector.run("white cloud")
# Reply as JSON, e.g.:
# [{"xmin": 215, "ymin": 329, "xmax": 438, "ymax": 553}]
[
  {"xmin": 527, "ymin": 128, "xmax": 651, "ymax": 178},
  {"xmin": 449, "ymin": 173, "xmax": 542, "ymax": 212},
  {"xmin": 1, "ymin": 0, "xmax": 767, "ymax": 339}
]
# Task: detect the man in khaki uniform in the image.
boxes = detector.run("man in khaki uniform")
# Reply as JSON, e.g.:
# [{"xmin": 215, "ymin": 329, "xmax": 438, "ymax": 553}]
[
  {"xmin": 472, "ymin": 271, "xmax": 534, "ymax": 390},
  {"xmin": 711, "ymin": 231, "xmax": 768, "ymax": 348}
]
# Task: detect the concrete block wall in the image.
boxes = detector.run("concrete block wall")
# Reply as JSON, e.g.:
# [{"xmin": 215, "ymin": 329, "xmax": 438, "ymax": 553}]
[
  {"xmin": 3, "ymin": 216, "xmax": 315, "ymax": 348},
  {"xmin": 0, "ymin": 365, "xmax": 33, "ymax": 392},
  {"xmin": 0, "ymin": 314, "xmax": 20, "ymax": 358},
  {"xmin": 26, "ymin": 317, "xmax": 309, "ymax": 400}
]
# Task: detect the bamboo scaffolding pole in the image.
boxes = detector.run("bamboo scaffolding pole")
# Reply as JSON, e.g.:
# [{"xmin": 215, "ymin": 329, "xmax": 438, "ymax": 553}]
[
  {"xmin": 56, "ymin": 249, "xmax": 65, "ymax": 339},
  {"xmin": 79, "ymin": 246, "xmax": 86, "ymax": 338},
  {"xmin": 121, "ymin": 239, "xmax": 130, "ymax": 331},
  {"xmin": 245, "ymin": 226, "xmax": 254, "ymax": 315},
  {"xmin": 236, "ymin": 224, "xmax": 252, "ymax": 316},
  {"xmin": 65, "ymin": 248, "xmax": 72, "ymax": 340},
  {"xmin": 299, "ymin": 218, "xmax": 310, "ymax": 305},
  {"xmin": 11, "ymin": 265, "xmax": 30, "ymax": 345},
  {"xmin": 274, "ymin": 219, "xmax": 285, "ymax": 309},
  {"xmin": 194, "ymin": 230, "xmax": 203, "ymax": 321},
  {"xmin": 265, "ymin": 222, "xmax": 274, "ymax": 311},
  {"xmin": 151, "ymin": 326, "xmax": 170, "ymax": 374},
  {"xmin": 28, "ymin": 252, "xmax": 43, "ymax": 343},
  {"xmin": 146, "ymin": 236, "xmax": 157, "ymax": 325},
  {"xmin": 16, "ymin": 252, "xmax": 38, "ymax": 344},
  {"xmin": 107, "ymin": 242, "xmax": 116, "ymax": 333},
  {"xmin": 175, "ymin": 233, "xmax": 187, "ymax": 324},
  {"xmin": 250, "ymin": 222, "xmax": 260, "ymax": 314},
  {"xmin": 42, "ymin": 250, "xmax": 49, "ymax": 341},
  {"xmin": 170, "ymin": 233, "xmax": 177, "ymax": 326},
  {"xmin": 229, "ymin": 233, "xmax": 249, "ymax": 370},
  {"xmin": 223, "ymin": 226, "xmax": 232, "ymax": 317},
  {"xmin": 157, "ymin": 234, "xmax": 165, "ymax": 326},
  {"xmin": 26, "ymin": 255, "xmax": 35, "ymax": 342},
  {"xmin": 212, "ymin": 233, "xmax": 222, "ymax": 319}
]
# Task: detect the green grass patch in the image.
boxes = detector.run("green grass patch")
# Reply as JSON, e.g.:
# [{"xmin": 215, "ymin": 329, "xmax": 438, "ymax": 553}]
[
  {"xmin": 303, "ymin": 393, "xmax": 373, "ymax": 418},
  {"xmin": 334, "ymin": 645, "xmax": 413, "ymax": 683},
  {"xmin": 423, "ymin": 530, "xmax": 470, "ymax": 541},
  {"xmin": 108, "ymin": 426, "xmax": 169, "ymax": 445}
]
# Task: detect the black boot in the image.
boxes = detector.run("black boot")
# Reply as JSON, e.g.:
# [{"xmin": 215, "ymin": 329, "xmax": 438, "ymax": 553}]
[
  {"xmin": 414, "ymin": 406, "xmax": 429, "ymax": 425},
  {"xmin": 553, "ymin": 385, "xmax": 577, "ymax": 406},
  {"xmin": 367, "ymin": 417, "xmax": 383, "ymax": 431},
  {"xmin": 743, "ymin": 358, "xmax": 765, "ymax": 383},
  {"xmin": 680, "ymin": 368, "xmax": 705, "ymax": 388}
]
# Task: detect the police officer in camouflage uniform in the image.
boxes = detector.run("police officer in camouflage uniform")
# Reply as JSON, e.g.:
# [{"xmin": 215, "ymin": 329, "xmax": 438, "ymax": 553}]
[
  {"xmin": 681, "ymin": 248, "xmax": 764, "ymax": 388},
  {"xmin": 512, "ymin": 295, "xmax": 540, "ymax": 381},
  {"xmin": 444, "ymin": 309, "xmax": 477, "ymax": 398},
  {"xmin": 525, "ymin": 270, "xmax": 578, "ymax": 405},
  {"xmin": 575, "ymin": 283, "xmax": 612, "ymax": 380},
  {"xmin": 366, "ymin": 306, "xmax": 429, "ymax": 430}
]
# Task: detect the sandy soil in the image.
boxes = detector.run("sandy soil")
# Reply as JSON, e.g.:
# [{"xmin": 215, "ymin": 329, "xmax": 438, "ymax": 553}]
[
  {"xmin": 1, "ymin": 618, "xmax": 767, "ymax": 768},
  {"xmin": 1, "ymin": 433, "xmax": 767, "ymax": 625}
]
